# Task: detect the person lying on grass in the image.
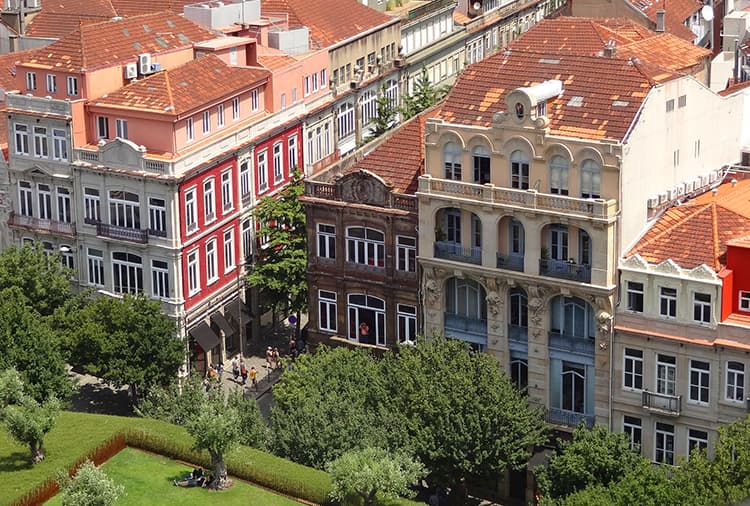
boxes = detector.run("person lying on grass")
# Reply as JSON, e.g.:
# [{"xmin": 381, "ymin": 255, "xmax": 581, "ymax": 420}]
[{"xmin": 174, "ymin": 469, "xmax": 213, "ymax": 488}]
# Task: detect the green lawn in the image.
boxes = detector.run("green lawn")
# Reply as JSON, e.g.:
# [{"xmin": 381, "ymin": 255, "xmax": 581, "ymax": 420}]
[{"xmin": 45, "ymin": 447, "xmax": 301, "ymax": 506}]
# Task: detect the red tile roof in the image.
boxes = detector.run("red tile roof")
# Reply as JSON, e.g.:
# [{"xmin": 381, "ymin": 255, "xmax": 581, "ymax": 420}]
[
  {"xmin": 261, "ymin": 0, "xmax": 396, "ymax": 48},
  {"xmin": 347, "ymin": 106, "xmax": 441, "ymax": 194},
  {"xmin": 627, "ymin": 179, "xmax": 750, "ymax": 271},
  {"xmin": 21, "ymin": 11, "xmax": 217, "ymax": 72},
  {"xmin": 438, "ymin": 49, "xmax": 670, "ymax": 141},
  {"xmin": 511, "ymin": 17, "xmax": 709, "ymax": 73},
  {"xmin": 91, "ymin": 53, "xmax": 270, "ymax": 115},
  {"xmin": 25, "ymin": 12, "xmax": 110, "ymax": 39},
  {"xmin": 627, "ymin": 0, "xmax": 702, "ymax": 41}
]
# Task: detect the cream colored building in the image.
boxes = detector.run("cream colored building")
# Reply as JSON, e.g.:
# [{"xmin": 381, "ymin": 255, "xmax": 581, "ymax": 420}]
[{"xmin": 418, "ymin": 45, "xmax": 742, "ymax": 430}]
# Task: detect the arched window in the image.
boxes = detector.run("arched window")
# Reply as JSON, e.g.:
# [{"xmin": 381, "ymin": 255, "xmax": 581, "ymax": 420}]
[
  {"xmin": 446, "ymin": 277, "xmax": 487, "ymax": 320},
  {"xmin": 347, "ymin": 293, "xmax": 386, "ymax": 346},
  {"xmin": 346, "ymin": 227, "xmax": 384, "ymax": 267},
  {"xmin": 511, "ymin": 359, "xmax": 528, "ymax": 391},
  {"xmin": 580, "ymin": 159, "xmax": 601, "ymax": 198},
  {"xmin": 549, "ymin": 155, "xmax": 569, "ymax": 195},
  {"xmin": 509, "ymin": 218, "xmax": 525, "ymax": 255},
  {"xmin": 550, "ymin": 295, "xmax": 595, "ymax": 339},
  {"xmin": 509, "ymin": 288, "xmax": 528, "ymax": 327},
  {"xmin": 443, "ymin": 142, "xmax": 462, "ymax": 180},
  {"xmin": 510, "ymin": 150, "xmax": 529, "ymax": 189},
  {"xmin": 472, "ymin": 145, "xmax": 491, "ymax": 184}
]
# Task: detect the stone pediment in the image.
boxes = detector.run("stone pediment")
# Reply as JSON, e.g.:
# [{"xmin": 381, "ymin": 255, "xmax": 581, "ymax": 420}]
[
  {"xmin": 98, "ymin": 138, "xmax": 146, "ymax": 170},
  {"xmin": 621, "ymin": 254, "xmax": 649, "ymax": 270},
  {"xmin": 654, "ymin": 259, "xmax": 681, "ymax": 275},
  {"xmin": 22, "ymin": 164, "xmax": 53, "ymax": 178},
  {"xmin": 336, "ymin": 170, "xmax": 392, "ymax": 207},
  {"xmin": 689, "ymin": 264, "xmax": 717, "ymax": 280}
]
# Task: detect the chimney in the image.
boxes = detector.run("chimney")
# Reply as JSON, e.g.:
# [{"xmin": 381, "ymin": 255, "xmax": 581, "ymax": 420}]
[
  {"xmin": 656, "ymin": 9, "xmax": 665, "ymax": 32},
  {"xmin": 604, "ymin": 40, "xmax": 616, "ymax": 58}
]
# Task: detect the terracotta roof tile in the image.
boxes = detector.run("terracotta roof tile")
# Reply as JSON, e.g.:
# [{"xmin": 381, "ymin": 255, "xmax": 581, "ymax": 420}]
[
  {"xmin": 21, "ymin": 11, "xmax": 217, "ymax": 72},
  {"xmin": 346, "ymin": 107, "xmax": 441, "ymax": 194},
  {"xmin": 627, "ymin": 0, "xmax": 703, "ymax": 41},
  {"xmin": 511, "ymin": 17, "xmax": 709, "ymax": 73},
  {"xmin": 92, "ymin": 54, "xmax": 270, "ymax": 115},
  {"xmin": 26, "ymin": 12, "xmax": 111, "ymax": 38},
  {"xmin": 256, "ymin": 45, "xmax": 298, "ymax": 71},
  {"xmin": 627, "ymin": 179, "xmax": 750, "ymax": 270},
  {"xmin": 438, "ymin": 49, "xmax": 667, "ymax": 141},
  {"xmin": 261, "ymin": 0, "xmax": 396, "ymax": 47},
  {"xmin": 109, "ymin": 0, "xmax": 197, "ymax": 16}
]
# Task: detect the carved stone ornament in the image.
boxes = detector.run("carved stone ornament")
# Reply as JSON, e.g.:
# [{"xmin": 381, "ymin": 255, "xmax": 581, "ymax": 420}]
[
  {"xmin": 424, "ymin": 267, "xmax": 444, "ymax": 308},
  {"xmin": 339, "ymin": 171, "xmax": 389, "ymax": 207},
  {"xmin": 596, "ymin": 310, "xmax": 612, "ymax": 335}
]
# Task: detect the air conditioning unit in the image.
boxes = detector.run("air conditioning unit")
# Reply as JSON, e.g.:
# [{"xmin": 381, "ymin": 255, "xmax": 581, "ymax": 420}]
[
  {"xmin": 368, "ymin": 64, "xmax": 375, "ymax": 74},
  {"xmin": 647, "ymin": 196, "xmax": 659, "ymax": 208},
  {"xmin": 394, "ymin": 58, "xmax": 405, "ymax": 68},
  {"xmin": 666, "ymin": 189, "xmax": 676, "ymax": 201},
  {"xmin": 658, "ymin": 192, "xmax": 668, "ymax": 204},
  {"xmin": 124, "ymin": 63, "xmax": 138, "ymax": 79},
  {"xmin": 349, "ymin": 80, "xmax": 359, "ymax": 90},
  {"xmin": 149, "ymin": 62, "xmax": 162, "ymax": 73},
  {"xmin": 468, "ymin": 0, "xmax": 483, "ymax": 17},
  {"xmin": 138, "ymin": 53, "xmax": 152, "ymax": 75}
]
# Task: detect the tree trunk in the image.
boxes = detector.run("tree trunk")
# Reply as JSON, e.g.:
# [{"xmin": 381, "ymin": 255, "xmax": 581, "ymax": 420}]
[
  {"xmin": 208, "ymin": 450, "xmax": 230, "ymax": 490},
  {"xmin": 295, "ymin": 309, "xmax": 301, "ymax": 338},
  {"xmin": 29, "ymin": 440, "xmax": 44, "ymax": 464},
  {"xmin": 363, "ymin": 489, "xmax": 377, "ymax": 506},
  {"xmin": 129, "ymin": 383, "xmax": 139, "ymax": 406}
]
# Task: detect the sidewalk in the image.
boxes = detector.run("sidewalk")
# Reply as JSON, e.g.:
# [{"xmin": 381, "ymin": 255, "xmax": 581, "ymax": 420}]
[{"xmin": 216, "ymin": 315, "xmax": 307, "ymax": 399}]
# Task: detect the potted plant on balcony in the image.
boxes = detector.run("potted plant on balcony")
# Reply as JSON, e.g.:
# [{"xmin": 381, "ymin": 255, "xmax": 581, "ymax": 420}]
[{"xmin": 435, "ymin": 226, "xmax": 446, "ymax": 242}]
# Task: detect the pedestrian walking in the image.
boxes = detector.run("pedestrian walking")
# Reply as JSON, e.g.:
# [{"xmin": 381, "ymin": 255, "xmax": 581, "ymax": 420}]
[
  {"xmin": 216, "ymin": 362, "xmax": 224, "ymax": 380},
  {"xmin": 240, "ymin": 360, "xmax": 248, "ymax": 385},
  {"xmin": 288, "ymin": 338, "xmax": 296, "ymax": 355},
  {"xmin": 231, "ymin": 358, "xmax": 239, "ymax": 382},
  {"xmin": 249, "ymin": 366, "xmax": 258, "ymax": 390},
  {"xmin": 272, "ymin": 347, "xmax": 281, "ymax": 369},
  {"xmin": 265, "ymin": 346, "xmax": 274, "ymax": 370}
]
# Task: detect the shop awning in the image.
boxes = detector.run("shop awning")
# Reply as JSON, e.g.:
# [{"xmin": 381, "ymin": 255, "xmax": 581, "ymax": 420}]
[
  {"xmin": 225, "ymin": 299, "xmax": 252, "ymax": 321},
  {"xmin": 189, "ymin": 322, "xmax": 220, "ymax": 352},
  {"xmin": 211, "ymin": 311, "xmax": 235, "ymax": 337}
]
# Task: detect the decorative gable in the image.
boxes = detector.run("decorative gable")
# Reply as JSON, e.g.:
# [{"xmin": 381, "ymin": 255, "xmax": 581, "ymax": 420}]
[
  {"xmin": 689, "ymin": 264, "xmax": 717, "ymax": 281},
  {"xmin": 654, "ymin": 258, "xmax": 681, "ymax": 274},
  {"xmin": 337, "ymin": 170, "xmax": 391, "ymax": 207},
  {"xmin": 98, "ymin": 138, "xmax": 146, "ymax": 171},
  {"xmin": 621, "ymin": 253, "xmax": 649, "ymax": 270}
]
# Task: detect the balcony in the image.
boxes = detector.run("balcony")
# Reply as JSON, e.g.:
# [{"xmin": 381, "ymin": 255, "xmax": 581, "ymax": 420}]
[
  {"xmin": 548, "ymin": 332, "xmax": 595, "ymax": 356},
  {"xmin": 642, "ymin": 390, "xmax": 681, "ymax": 416},
  {"xmin": 444, "ymin": 313, "xmax": 487, "ymax": 335},
  {"xmin": 508, "ymin": 325, "xmax": 527, "ymax": 344},
  {"xmin": 418, "ymin": 175, "xmax": 617, "ymax": 221},
  {"xmin": 539, "ymin": 259, "xmax": 591, "ymax": 283},
  {"xmin": 96, "ymin": 222, "xmax": 148, "ymax": 244},
  {"xmin": 434, "ymin": 241, "xmax": 481, "ymax": 265},
  {"xmin": 497, "ymin": 253, "xmax": 524, "ymax": 272},
  {"xmin": 8, "ymin": 212, "xmax": 75, "ymax": 237},
  {"xmin": 547, "ymin": 408, "xmax": 595, "ymax": 428}
]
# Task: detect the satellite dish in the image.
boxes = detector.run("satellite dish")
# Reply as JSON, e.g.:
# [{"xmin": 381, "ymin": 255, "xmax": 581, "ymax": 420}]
[
  {"xmin": 472, "ymin": 1, "xmax": 481, "ymax": 10},
  {"xmin": 701, "ymin": 5, "xmax": 714, "ymax": 21}
]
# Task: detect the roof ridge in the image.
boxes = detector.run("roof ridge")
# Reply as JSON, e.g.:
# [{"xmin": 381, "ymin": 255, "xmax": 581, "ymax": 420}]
[
  {"xmin": 629, "ymin": 202, "xmax": 713, "ymax": 255},
  {"xmin": 163, "ymin": 66, "xmax": 176, "ymax": 113},
  {"xmin": 711, "ymin": 199, "xmax": 721, "ymax": 271}
]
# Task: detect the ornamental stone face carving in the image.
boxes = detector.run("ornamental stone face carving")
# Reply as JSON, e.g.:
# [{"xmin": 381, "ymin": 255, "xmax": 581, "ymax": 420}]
[{"xmin": 339, "ymin": 171, "xmax": 389, "ymax": 207}]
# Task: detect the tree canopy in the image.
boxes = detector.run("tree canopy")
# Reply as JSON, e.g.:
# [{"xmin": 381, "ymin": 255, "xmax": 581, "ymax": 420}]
[
  {"xmin": 3, "ymin": 378, "xmax": 61, "ymax": 464},
  {"xmin": 401, "ymin": 67, "xmax": 446, "ymax": 119},
  {"xmin": 57, "ymin": 460, "xmax": 125, "ymax": 506},
  {"xmin": 367, "ymin": 82, "xmax": 397, "ymax": 141}
]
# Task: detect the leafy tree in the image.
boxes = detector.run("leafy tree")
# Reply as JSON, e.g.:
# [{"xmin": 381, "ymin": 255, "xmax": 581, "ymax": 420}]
[
  {"xmin": 68, "ymin": 294, "xmax": 183, "ymax": 404},
  {"xmin": 0, "ymin": 368, "xmax": 25, "ymax": 408},
  {"xmin": 368, "ymin": 82, "xmax": 397, "ymax": 141},
  {"xmin": 57, "ymin": 459, "xmax": 125, "ymax": 506},
  {"xmin": 0, "ymin": 243, "xmax": 73, "ymax": 316},
  {"xmin": 271, "ymin": 346, "xmax": 397, "ymax": 468},
  {"xmin": 327, "ymin": 447, "xmax": 425, "ymax": 506},
  {"xmin": 0, "ymin": 286, "xmax": 74, "ymax": 402},
  {"xmin": 227, "ymin": 388, "xmax": 269, "ymax": 449},
  {"xmin": 4, "ymin": 395, "xmax": 60, "ymax": 464},
  {"xmin": 247, "ymin": 171, "xmax": 307, "ymax": 336},
  {"xmin": 186, "ymin": 389, "xmax": 242, "ymax": 490},
  {"xmin": 383, "ymin": 337, "xmax": 547, "ymax": 483},
  {"xmin": 135, "ymin": 373, "xmax": 206, "ymax": 426},
  {"xmin": 401, "ymin": 67, "xmax": 446, "ymax": 119},
  {"xmin": 536, "ymin": 423, "xmax": 643, "ymax": 499}
]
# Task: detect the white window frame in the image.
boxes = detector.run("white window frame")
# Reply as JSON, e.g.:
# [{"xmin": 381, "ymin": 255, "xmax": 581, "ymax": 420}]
[
  {"xmin": 659, "ymin": 286, "xmax": 677, "ymax": 318},
  {"xmin": 115, "ymin": 118, "xmax": 128, "ymax": 139},
  {"xmin": 14, "ymin": 124, "xmax": 29, "ymax": 155},
  {"xmin": 38, "ymin": 183, "xmax": 52, "ymax": 220},
  {"xmin": 288, "ymin": 135, "xmax": 298, "ymax": 174},
  {"xmin": 148, "ymin": 197, "xmax": 166, "ymax": 236},
  {"xmin": 108, "ymin": 190, "xmax": 140, "ymax": 229},
  {"xmin": 66, "ymin": 76, "xmax": 78, "ymax": 96},
  {"xmin": 239, "ymin": 160, "xmax": 251, "ymax": 198},
  {"xmin": 223, "ymin": 228, "xmax": 235, "ymax": 273},
  {"xmin": 257, "ymin": 150, "xmax": 268, "ymax": 193},
  {"xmin": 60, "ymin": 245, "xmax": 74, "ymax": 270},
  {"xmin": 396, "ymin": 235, "xmax": 416, "ymax": 272},
  {"xmin": 397, "ymin": 303, "xmax": 417, "ymax": 344},
  {"xmin": 623, "ymin": 347, "xmax": 643, "ymax": 391},
  {"xmin": 693, "ymin": 292, "xmax": 711, "ymax": 324},
  {"xmin": 232, "ymin": 97, "xmax": 240, "ymax": 120},
  {"xmin": 346, "ymin": 226, "xmax": 385, "ymax": 267},
  {"xmin": 654, "ymin": 422, "xmax": 675, "ymax": 465},
  {"xmin": 52, "ymin": 128, "xmax": 67, "ymax": 161},
  {"xmin": 202, "ymin": 110, "xmax": 211, "ymax": 134},
  {"xmin": 186, "ymin": 117, "xmax": 194, "ymax": 142},
  {"xmin": 687, "ymin": 428, "xmax": 708, "ymax": 459},
  {"xmin": 112, "ymin": 252, "xmax": 143, "ymax": 294},
  {"xmin": 626, "ymin": 281, "xmax": 644, "ymax": 312},
  {"xmin": 18, "ymin": 180, "xmax": 33, "ymax": 217},
  {"xmin": 337, "ymin": 102, "xmax": 355, "ymax": 138},
  {"xmin": 217, "ymin": 104, "xmax": 225, "ymax": 127},
  {"xmin": 57, "ymin": 187, "xmax": 71, "ymax": 223},
  {"xmin": 221, "ymin": 169, "xmax": 233, "ymax": 212},
  {"xmin": 317, "ymin": 223, "xmax": 336, "ymax": 259},
  {"xmin": 84, "ymin": 187, "xmax": 100, "ymax": 223},
  {"xmin": 273, "ymin": 142, "xmax": 283, "ymax": 183},
  {"xmin": 97, "ymin": 116, "xmax": 109, "ymax": 140},
  {"xmin": 740, "ymin": 290, "xmax": 750, "ymax": 311},
  {"xmin": 251, "ymin": 89, "xmax": 259, "ymax": 111},
  {"xmin": 304, "ymin": 76, "xmax": 310, "ymax": 96},
  {"xmin": 187, "ymin": 248, "xmax": 200, "ymax": 295},
  {"xmin": 689, "ymin": 359, "xmax": 710, "ymax": 405},
  {"xmin": 623, "ymin": 415, "xmax": 642, "ymax": 452},
  {"xmin": 185, "ymin": 188, "xmax": 197, "ymax": 234},
  {"xmin": 206, "ymin": 239, "xmax": 218, "ymax": 284},
  {"xmin": 203, "ymin": 178, "xmax": 215, "ymax": 223},
  {"xmin": 25, "ymin": 71, "xmax": 36, "ymax": 91},
  {"xmin": 361, "ymin": 89, "xmax": 377, "ymax": 125},
  {"xmin": 318, "ymin": 290, "xmax": 337, "ymax": 332},
  {"xmin": 46, "ymin": 74, "xmax": 56, "ymax": 93},
  {"xmin": 33, "ymin": 126, "xmax": 48, "ymax": 158},
  {"xmin": 656, "ymin": 354, "xmax": 676, "ymax": 396},
  {"xmin": 87, "ymin": 248, "xmax": 104, "ymax": 287},
  {"xmin": 347, "ymin": 293, "xmax": 386, "ymax": 347},
  {"xmin": 151, "ymin": 260, "xmax": 169, "ymax": 300}
]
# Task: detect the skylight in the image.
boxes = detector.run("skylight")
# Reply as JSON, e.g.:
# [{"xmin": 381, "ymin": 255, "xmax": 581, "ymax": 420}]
[
  {"xmin": 567, "ymin": 96, "xmax": 584, "ymax": 107},
  {"xmin": 612, "ymin": 100, "xmax": 629, "ymax": 107}
]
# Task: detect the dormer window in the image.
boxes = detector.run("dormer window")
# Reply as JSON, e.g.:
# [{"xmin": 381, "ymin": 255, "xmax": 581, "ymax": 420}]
[
  {"xmin": 537, "ymin": 101, "xmax": 546, "ymax": 117},
  {"xmin": 515, "ymin": 102, "xmax": 524, "ymax": 119}
]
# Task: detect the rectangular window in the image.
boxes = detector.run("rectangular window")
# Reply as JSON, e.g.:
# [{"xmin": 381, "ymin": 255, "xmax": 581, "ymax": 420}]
[
  {"xmin": 396, "ymin": 236, "xmax": 417, "ymax": 272},
  {"xmin": 321, "ymin": 69, "xmax": 327, "ymax": 87},
  {"xmin": 693, "ymin": 292, "xmax": 711, "ymax": 323},
  {"xmin": 239, "ymin": 160, "xmax": 250, "ymax": 198},
  {"xmin": 689, "ymin": 360, "xmax": 710, "ymax": 405},
  {"xmin": 688, "ymin": 429, "xmax": 708, "ymax": 458},
  {"xmin": 202, "ymin": 110, "xmax": 210, "ymax": 134},
  {"xmin": 257, "ymin": 150, "xmax": 268, "ymax": 192},
  {"xmin": 203, "ymin": 178, "xmax": 215, "ymax": 223},
  {"xmin": 312, "ymin": 72, "xmax": 319, "ymax": 92},
  {"xmin": 206, "ymin": 239, "xmax": 218, "ymax": 283},
  {"xmin": 112, "ymin": 252, "xmax": 142, "ymax": 294},
  {"xmin": 108, "ymin": 191, "xmax": 140, "ymax": 229},
  {"xmin": 251, "ymin": 89, "xmax": 259, "ymax": 111},
  {"xmin": 288, "ymin": 136, "xmax": 298, "ymax": 173},
  {"xmin": 304, "ymin": 76, "xmax": 311, "ymax": 96},
  {"xmin": 84, "ymin": 187, "xmax": 100, "ymax": 223},
  {"xmin": 273, "ymin": 143, "xmax": 283, "ymax": 183},
  {"xmin": 97, "ymin": 116, "xmax": 109, "ymax": 139},
  {"xmin": 655, "ymin": 422, "xmax": 675, "ymax": 465},
  {"xmin": 242, "ymin": 219, "xmax": 252, "ymax": 261},
  {"xmin": 56, "ymin": 187, "xmax": 71, "ymax": 223},
  {"xmin": 33, "ymin": 126, "xmax": 48, "ymax": 158},
  {"xmin": 317, "ymin": 223, "xmax": 336, "ymax": 259},
  {"xmin": 660, "ymin": 287, "xmax": 677, "ymax": 318},
  {"xmin": 361, "ymin": 89, "xmax": 377, "ymax": 125},
  {"xmin": 151, "ymin": 260, "xmax": 169, "ymax": 299},
  {"xmin": 148, "ymin": 198, "xmax": 166, "ymax": 236},
  {"xmin": 280, "ymin": 93, "xmax": 286, "ymax": 109},
  {"xmin": 656, "ymin": 354, "xmax": 676, "ymax": 396},
  {"xmin": 60, "ymin": 246, "xmax": 74, "ymax": 270},
  {"xmin": 741, "ymin": 290, "xmax": 750, "ymax": 311},
  {"xmin": 26, "ymin": 71, "xmax": 36, "ymax": 91},
  {"xmin": 186, "ymin": 118, "xmax": 194, "ymax": 142},
  {"xmin": 338, "ymin": 102, "xmax": 354, "ymax": 138},
  {"xmin": 232, "ymin": 97, "xmax": 240, "ymax": 120},
  {"xmin": 185, "ymin": 188, "xmax": 197, "ymax": 234},
  {"xmin": 678, "ymin": 95, "xmax": 687, "ymax": 108},
  {"xmin": 223, "ymin": 229, "xmax": 235, "ymax": 272},
  {"xmin": 626, "ymin": 281, "xmax": 644, "ymax": 312},
  {"xmin": 87, "ymin": 248, "xmax": 104, "ymax": 287},
  {"xmin": 14, "ymin": 124, "xmax": 29, "ymax": 155},
  {"xmin": 221, "ymin": 170, "xmax": 233, "ymax": 212},
  {"xmin": 38, "ymin": 183, "xmax": 52, "ymax": 220},
  {"xmin": 666, "ymin": 99, "xmax": 675, "ymax": 112},
  {"xmin": 623, "ymin": 415, "xmax": 642, "ymax": 451},
  {"xmin": 46, "ymin": 74, "xmax": 56, "ymax": 93},
  {"xmin": 18, "ymin": 181, "xmax": 33, "ymax": 216},
  {"xmin": 346, "ymin": 227, "xmax": 385, "ymax": 267},
  {"xmin": 229, "ymin": 46, "xmax": 237, "ymax": 65},
  {"xmin": 52, "ymin": 129, "xmax": 67, "ymax": 160},
  {"xmin": 397, "ymin": 304, "xmax": 417, "ymax": 343},
  {"xmin": 318, "ymin": 290, "xmax": 337, "ymax": 332},
  {"xmin": 217, "ymin": 104, "xmax": 225, "ymax": 127},
  {"xmin": 115, "ymin": 118, "xmax": 128, "ymax": 139},
  {"xmin": 727, "ymin": 361, "xmax": 745, "ymax": 402},
  {"xmin": 66, "ymin": 76, "xmax": 78, "ymax": 96},
  {"xmin": 624, "ymin": 348, "xmax": 643, "ymax": 390},
  {"xmin": 187, "ymin": 249, "xmax": 200, "ymax": 295}
]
